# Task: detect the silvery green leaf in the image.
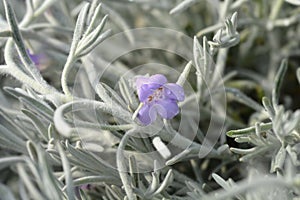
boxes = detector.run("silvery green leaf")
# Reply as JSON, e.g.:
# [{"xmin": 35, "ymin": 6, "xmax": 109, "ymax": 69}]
[
  {"xmin": 227, "ymin": 122, "xmax": 273, "ymax": 137},
  {"xmin": 166, "ymin": 148, "xmax": 198, "ymax": 165},
  {"xmin": 66, "ymin": 141, "xmax": 118, "ymax": 177},
  {"xmin": 86, "ymin": 0, "xmax": 100, "ymax": 23},
  {"xmin": 208, "ymin": 35, "xmax": 240, "ymax": 49},
  {"xmin": 129, "ymin": 156, "xmax": 139, "ymax": 186},
  {"xmin": 176, "ymin": 61, "xmax": 192, "ymax": 86},
  {"xmin": 239, "ymin": 147, "xmax": 269, "ymax": 162},
  {"xmin": 212, "ymin": 173, "xmax": 230, "ymax": 190},
  {"xmin": 286, "ymin": 145, "xmax": 300, "ymax": 166},
  {"xmin": 285, "ymin": 0, "xmax": 300, "ymax": 6},
  {"xmin": 297, "ymin": 68, "xmax": 300, "ymax": 85},
  {"xmin": 152, "ymin": 136, "xmax": 171, "ymax": 159},
  {"xmin": 146, "ymin": 172, "xmax": 159, "ymax": 195},
  {"xmin": 54, "ymin": 99, "xmax": 132, "ymax": 137},
  {"xmin": 169, "ymin": 0, "xmax": 197, "ymax": 15},
  {"xmin": 76, "ymin": 15, "xmax": 109, "ymax": 55},
  {"xmin": 119, "ymin": 77, "xmax": 139, "ymax": 109},
  {"xmin": 111, "ymin": 185, "xmax": 125, "ymax": 199},
  {"xmin": 284, "ymin": 132, "xmax": 300, "ymax": 144},
  {"xmin": 213, "ymin": 29, "xmax": 222, "ymax": 43},
  {"xmin": 77, "ymin": 29, "xmax": 112, "ymax": 57},
  {"xmin": 3, "ymin": 40, "xmax": 51, "ymax": 94},
  {"xmin": 1, "ymin": 0, "xmax": 300, "ymax": 199},
  {"xmin": 78, "ymin": 188, "xmax": 89, "ymax": 200},
  {"xmin": 163, "ymin": 120, "xmax": 206, "ymax": 153},
  {"xmin": 95, "ymin": 82, "xmax": 119, "ymax": 107},
  {"xmin": 283, "ymin": 111, "xmax": 300, "ymax": 137},
  {"xmin": 19, "ymin": 97, "xmax": 53, "ymax": 121},
  {"xmin": 102, "ymin": 82, "xmax": 127, "ymax": 108},
  {"xmin": 152, "ymin": 169, "xmax": 173, "ymax": 196},
  {"xmin": 19, "ymin": 179, "xmax": 30, "ymax": 200},
  {"xmin": 26, "ymin": 140, "xmax": 38, "ymax": 162},
  {"xmin": 0, "ymin": 108, "xmax": 33, "ymax": 140},
  {"xmin": 202, "ymin": 36, "xmax": 211, "ymax": 74},
  {"xmin": 35, "ymin": 144, "xmax": 64, "ymax": 200},
  {"xmin": 225, "ymin": 19, "xmax": 235, "ymax": 37},
  {"xmin": 270, "ymin": 146, "xmax": 287, "ymax": 173},
  {"xmin": 254, "ymin": 122, "xmax": 267, "ymax": 141},
  {"xmin": 230, "ymin": 147, "xmax": 257, "ymax": 155},
  {"xmin": 3, "ymin": 0, "xmax": 48, "ymax": 86},
  {"xmin": 25, "ymin": 0, "xmax": 34, "ymax": 15},
  {"xmin": 230, "ymin": 12, "xmax": 238, "ymax": 30},
  {"xmin": 105, "ymin": 185, "xmax": 119, "ymax": 200},
  {"xmin": 262, "ymin": 96, "xmax": 275, "ymax": 119},
  {"xmin": 72, "ymin": 176, "xmax": 119, "ymax": 188},
  {"xmin": 0, "ymin": 183, "xmax": 16, "ymax": 200},
  {"xmin": 272, "ymin": 59, "xmax": 288, "ymax": 108},
  {"xmin": 70, "ymin": 3, "xmax": 90, "ymax": 56},
  {"xmin": 273, "ymin": 105, "xmax": 285, "ymax": 138},
  {"xmin": 4, "ymin": 87, "xmax": 54, "ymax": 120},
  {"xmin": 56, "ymin": 141, "xmax": 75, "ymax": 200},
  {"xmin": 225, "ymin": 87, "xmax": 263, "ymax": 112},
  {"xmin": 185, "ymin": 181, "xmax": 204, "ymax": 195},
  {"xmin": 53, "ymin": 102, "xmax": 77, "ymax": 138},
  {"xmin": 217, "ymin": 144, "xmax": 230, "ymax": 154},
  {"xmin": 235, "ymin": 137, "xmax": 252, "ymax": 143},
  {"xmin": 194, "ymin": 36, "xmax": 204, "ymax": 63},
  {"xmin": 0, "ymin": 156, "xmax": 24, "ymax": 171},
  {"xmin": 22, "ymin": 109, "xmax": 48, "ymax": 141},
  {"xmin": 17, "ymin": 164, "xmax": 45, "ymax": 200},
  {"xmin": 225, "ymin": 16, "xmax": 237, "ymax": 37},
  {"xmin": 102, "ymin": 3, "xmax": 134, "ymax": 43},
  {"xmin": 0, "ymin": 124, "xmax": 26, "ymax": 152},
  {"xmin": 116, "ymin": 129, "xmax": 137, "ymax": 200},
  {"xmin": 42, "ymin": 0, "xmax": 72, "ymax": 26},
  {"xmin": 0, "ymin": 138, "xmax": 23, "ymax": 153}
]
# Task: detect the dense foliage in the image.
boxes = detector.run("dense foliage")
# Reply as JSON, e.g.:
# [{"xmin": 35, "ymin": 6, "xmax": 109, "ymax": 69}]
[{"xmin": 0, "ymin": 0, "xmax": 300, "ymax": 199}]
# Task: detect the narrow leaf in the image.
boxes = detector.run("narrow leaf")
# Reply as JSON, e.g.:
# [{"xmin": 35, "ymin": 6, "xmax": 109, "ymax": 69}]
[{"xmin": 272, "ymin": 59, "xmax": 288, "ymax": 108}]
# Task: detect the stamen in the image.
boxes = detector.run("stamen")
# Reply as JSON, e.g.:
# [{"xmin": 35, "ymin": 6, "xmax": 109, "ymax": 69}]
[{"xmin": 147, "ymin": 87, "xmax": 164, "ymax": 102}]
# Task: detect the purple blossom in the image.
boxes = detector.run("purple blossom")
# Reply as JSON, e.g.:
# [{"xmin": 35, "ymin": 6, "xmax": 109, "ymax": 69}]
[
  {"xmin": 29, "ymin": 53, "xmax": 42, "ymax": 66},
  {"xmin": 75, "ymin": 184, "xmax": 93, "ymax": 199},
  {"xmin": 27, "ymin": 50, "xmax": 48, "ymax": 70},
  {"xmin": 136, "ymin": 74, "xmax": 185, "ymax": 125}
]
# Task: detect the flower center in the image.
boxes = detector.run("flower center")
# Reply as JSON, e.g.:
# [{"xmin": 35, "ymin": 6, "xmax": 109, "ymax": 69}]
[{"xmin": 147, "ymin": 87, "xmax": 163, "ymax": 102}]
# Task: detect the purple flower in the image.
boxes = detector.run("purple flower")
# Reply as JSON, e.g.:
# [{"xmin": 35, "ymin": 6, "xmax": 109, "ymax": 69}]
[
  {"xmin": 136, "ymin": 74, "xmax": 185, "ymax": 125},
  {"xmin": 27, "ymin": 50, "xmax": 48, "ymax": 70},
  {"xmin": 75, "ymin": 184, "xmax": 93, "ymax": 199}
]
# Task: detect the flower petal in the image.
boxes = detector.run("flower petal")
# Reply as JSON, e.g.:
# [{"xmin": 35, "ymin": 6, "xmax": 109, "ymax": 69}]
[
  {"xmin": 137, "ymin": 83, "xmax": 160, "ymax": 102},
  {"xmin": 136, "ymin": 74, "xmax": 168, "ymax": 102},
  {"xmin": 148, "ymin": 74, "xmax": 168, "ymax": 85},
  {"xmin": 163, "ymin": 83, "xmax": 185, "ymax": 101},
  {"xmin": 136, "ymin": 74, "xmax": 167, "ymax": 89},
  {"xmin": 156, "ymin": 99, "xmax": 179, "ymax": 119},
  {"xmin": 137, "ymin": 104, "xmax": 157, "ymax": 125},
  {"xmin": 135, "ymin": 76, "xmax": 150, "ymax": 89},
  {"xmin": 29, "ymin": 54, "xmax": 41, "ymax": 65}
]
